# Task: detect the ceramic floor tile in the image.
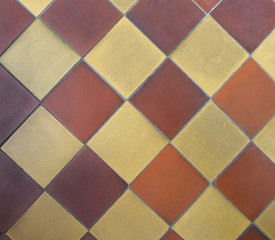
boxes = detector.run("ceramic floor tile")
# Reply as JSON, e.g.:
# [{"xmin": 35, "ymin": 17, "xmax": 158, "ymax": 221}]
[
  {"xmin": 90, "ymin": 189, "xmax": 168, "ymax": 240},
  {"xmin": 162, "ymin": 230, "xmax": 183, "ymax": 240},
  {"xmin": 172, "ymin": 102, "xmax": 249, "ymax": 181},
  {"xmin": 0, "ymin": 151, "xmax": 42, "ymax": 232},
  {"xmin": 127, "ymin": 0, "xmax": 204, "ymax": 55},
  {"xmin": 0, "ymin": 0, "xmax": 34, "ymax": 54},
  {"xmin": 216, "ymin": 143, "xmax": 275, "ymax": 221},
  {"xmin": 131, "ymin": 60, "xmax": 208, "ymax": 139},
  {"xmin": 48, "ymin": 147, "xmax": 127, "ymax": 227},
  {"xmin": 43, "ymin": 62, "xmax": 123, "ymax": 143},
  {"xmin": 171, "ymin": 16, "xmax": 248, "ymax": 96},
  {"xmin": 252, "ymin": 30, "xmax": 275, "ymax": 79},
  {"xmin": 213, "ymin": 59, "xmax": 275, "ymax": 138},
  {"xmin": 0, "ymin": 66, "xmax": 38, "ymax": 144},
  {"xmin": 110, "ymin": 0, "xmax": 137, "ymax": 13},
  {"xmin": 19, "ymin": 0, "xmax": 52, "ymax": 16},
  {"xmin": 88, "ymin": 102, "xmax": 168, "ymax": 183},
  {"xmin": 82, "ymin": 233, "xmax": 97, "ymax": 240},
  {"xmin": 194, "ymin": 0, "xmax": 220, "ymax": 13},
  {"xmin": 85, "ymin": 17, "xmax": 165, "ymax": 99},
  {"xmin": 7, "ymin": 193, "xmax": 87, "ymax": 240},
  {"xmin": 253, "ymin": 117, "xmax": 275, "ymax": 163},
  {"xmin": 0, "ymin": 19, "xmax": 80, "ymax": 100},
  {"xmin": 42, "ymin": 0, "xmax": 122, "ymax": 56},
  {"xmin": 239, "ymin": 226, "xmax": 269, "ymax": 240},
  {"xmin": 255, "ymin": 201, "xmax": 275, "ymax": 240},
  {"xmin": 131, "ymin": 145, "xmax": 208, "ymax": 224},
  {"xmin": 173, "ymin": 186, "xmax": 250, "ymax": 240},
  {"xmin": 211, "ymin": 0, "xmax": 275, "ymax": 53},
  {"xmin": 1, "ymin": 106, "xmax": 83, "ymax": 188},
  {"xmin": 1, "ymin": 236, "xmax": 11, "ymax": 240}
]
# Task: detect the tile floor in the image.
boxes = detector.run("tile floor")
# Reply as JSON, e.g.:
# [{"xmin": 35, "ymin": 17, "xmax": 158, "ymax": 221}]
[{"xmin": 0, "ymin": 0, "xmax": 274, "ymax": 239}]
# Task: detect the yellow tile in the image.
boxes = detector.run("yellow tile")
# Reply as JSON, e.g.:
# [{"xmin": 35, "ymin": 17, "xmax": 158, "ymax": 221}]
[
  {"xmin": 253, "ymin": 117, "xmax": 275, "ymax": 163},
  {"xmin": 88, "ymin": 102, "xmax": 168, "ymax": 183},
  {"xmin": 91, "ymin": 189, "xmax": 168, "ymax": 240},
  {"xmin": 256, "ymin": 201, "xmax": 275, "ymax": 240},
  {"xmin": 253, "ymin": 30, "xmax": 275, "ymax": 79},
  {"xmin": 172, "ymin": 102, "xmax": 249, "ymax": 181},
  {"xmin": 85, "ymin": 17, "xmax": 165, "ymax": 98},
  {"xmin": 170, "ymin": 17, "xmax": 248, "ymax": 96},
  {"xmin": 7, "ymin": 193, "xmax": 86, "ymax": 240},
  {"xmin": 110, "ymin": 0, "xmax": 137, "ymax": 13},
  {"xmin": 1, "ymin": 107, "xmax": 83, "ymax": 187},
  {"xmin": 0, "ymin": 19, "xmax": 80, "ymax": 100},
  {"xmin": 173, "ymin": 186, "xmax": 250, "ymax": 240},
  {"xmin": 19, "ymin": 0, "xmax": 52, "ymax": 16}
]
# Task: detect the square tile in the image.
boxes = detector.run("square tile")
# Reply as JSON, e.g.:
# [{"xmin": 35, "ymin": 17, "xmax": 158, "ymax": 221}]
[
  {"xmin": 253, "ymin": 30, "xmax": 275, "ymax": 79},
  {"xmin": 173, "ymin": 186, "xmax": 250, "ymax": 240},
  {"xmin": 85, "ymin": 17, "xmax": 165, "ymax": 99},
  {"xmin": 48, "ymin": 147, "xmax": 127, "ymax": 227},
  {"xmin": 1, "ymin": 106, "xmax": 83, "ymax": 188},
  {"xmin": 162, "ymin": 230, "xmax": 183, "ymax": 240},
  {"xmin": 172, "ymin": 102, "xmax": 249, "ymax": 181},
  {"xmin": 213, "ymin": 59, "xmax": 275, "ymax": 138},
  {"xmin": 82, "ymin": 233, "xmax": 97, "ymax": 240},
  {"xmin": 211, "ymin": 0, "xmax": 275, "ymax": 53},
  {"xmin": 7, "ymin": 193, "xmax": 87, "ymax": 240},
  {"xmin": 239, "ymin": 226, "xmax": 269, "ymax": 240},
  {"xmin": 131, "ymin": 145, "xmax": 208, "ymax": 224},
  {"xmin": 110, "ymin": 0, "xmax": 137, "ymax": 13},
  {"xmin": 90, "ymin": 190, "xmax": 168, "ymax": 240},
  {"xmin": 0, "ymin": 66, "xmax": 38, "ymax": 144},
  {"xmin": 0, "ymin": 19, "xmax": 80, "ymax": 100},
  {"xmin": 1, "ymin": 236, "xmax": 11, "ymax": 240},
  {"xmin": 130, "ymin": 60, "xmax": 208, "ymax": 139},
  {"xmin": 19, "ymin": 0, "xmax": 52, "ymax": 16},
  {"xmin": 42, "ymin": 0, "xmax": 122, "ymax": 56},
  {"xmin": 43, "ymin": 62, "xmax": 123, "ymax": 142},
  {"xmin": 216, "ymin": 143, "xmax": 275, "ymax": 221},
  {"xmin": 255, "ymin": 201, "xmax": 275, "ymax": 240},
  {"xmin": 253, "ymin": 117, "xmax": 275, "ymax": 163},
  {"xmin": 171, "ymin": 16, "xmax": 248, "ymax": 96},
  {"xmin": 127, "ymin": 0, "xmax": 204, "ymax": 55},
  {"xmin": 88, "ymin": 102, "xmax": 168, "ymax": 183},
  {"xmin": 0, "ymin": 151, "xmax": 42, "ymax": 232},
  {"xmin": 195, "ymin": 0, "xmax": 220, "ymax": 13},
  {"xmin": 0, "ymin": 0, "xmax": 33, "ymax": 54}
]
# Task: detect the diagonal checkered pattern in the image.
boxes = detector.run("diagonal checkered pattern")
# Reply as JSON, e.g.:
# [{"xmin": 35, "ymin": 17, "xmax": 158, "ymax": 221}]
[{"xmin": 0, "ymin": 0, "xmax": 274, "ymax": 239}]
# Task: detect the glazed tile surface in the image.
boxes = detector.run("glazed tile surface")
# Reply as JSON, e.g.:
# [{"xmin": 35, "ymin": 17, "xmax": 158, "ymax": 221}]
[{"xmin": 0, "ymin": 0, "xmax": 274, "ymax": 239}]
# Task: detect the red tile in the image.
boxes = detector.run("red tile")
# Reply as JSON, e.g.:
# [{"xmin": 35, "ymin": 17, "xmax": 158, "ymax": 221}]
[
  {"xmin": 131, "ymin": 60, "xmax": 208, "ymax": 139},
  {"xmin": 42, "ymin": 0, "xmax": 122, "ymax": 55},
  {"xmin": 131, "ymin": 145, "xmax": 208, "ymax": 224},
  {"xmin": 195, "ymin": 0, "xmax": 220, "ymax": 12},
  {"xmin": 82, "ymin": 233, "xmax": 96, "ymax": 240},
  {"xmin": 213, "ymin": 59, "xmax": 275, "ymax": 138},
  {"xmin": 43, "ymin": 62, "xmax": 123, "ymax": 143},
  {"xmin": 216, "ymin": 143, "xmax": 275, "ymax": 221},
  {"xmin": 239, "ymin": 226, "xmax": 269, "ymax": 240},
  {"xmin": 127, "ymin": 0, "xmax": 204, "ymax": 55},
  {"xmin": 47, "ymin": 147, "xmax": 127, "ymax": 227},
  {"xmin": 0, "ymin": 0, "xmax": 34, "ymax": 54},
  {"xmin": 0, "ymin": 151, "xmax": 42, "ymax": 232},
  {"xmin": 1, "ymin": 236, "xmax": 11, "ymax": 240},
  {"xmin": 162, "ymin": 230, "xmax": 183, "ymax": 240},
  {"xmin": 0, "ymin": 66, "xmax": 39, "ymax": 144},
  {"xmin": 211, "ymin": 0, "xmax": 275, "ymax": 53}
]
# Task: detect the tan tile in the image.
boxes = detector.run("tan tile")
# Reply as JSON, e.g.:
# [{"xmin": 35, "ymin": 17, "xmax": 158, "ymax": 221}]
[
  {"xmin": 110, "ymin": 0, "xmax": 137, "ymax": 13},
  {"xmin": 172, "ymin": 102, "xmax": 249, "ymax": 181},
  {"xmin": 85, "ymin": 17, "xmax": 165, "ymax": 98},
  {"xmin": 0, "ymin": 19, "xmax": 80, "ymax": 100},
  {"xmin": 19, "ymin": 0, "xmax": 52, "ymax": 16},
  {"xmin": 1, "ymin": 106, "xmax": 83, "ymax": 187},
  {"xmin": 88, "ymin": 102, "xmax": 168, "ymax": 183},
  {"xmin": 7, "ymin": 193, "xmax": 86, "ymax": 240},
  {"xmin": 90, "ymin": 189, "xmax": 168, "ymax": 240},
  {"xmin": 173, "ymin": 186, "xmax": 250, "ymax": 240}
]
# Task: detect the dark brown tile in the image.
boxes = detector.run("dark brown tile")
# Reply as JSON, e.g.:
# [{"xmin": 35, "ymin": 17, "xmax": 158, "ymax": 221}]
[
  {"xmin": 131, "ymin": 145, "xmax": 208, "ymax": 224},
  {"xmin": 82, "ymin": 233, "xmax": 97, "ymax": 240},
  {"xmin": 1, "ymin": 236, "xmax": 11, "ymax": 240},
  {"xmin": 211, "ymin": 0, "xmax": 275, "ymax": 53},
  {"xmin": 131, "ymin": 60, "xmax": 208, "ymax": 139},
  {"xmin": 216, "ymin": 143, "xmax": 275, "ymax": 221},
  {"xmin": 0, "ymin": 66, "xmax": 39, "ymax": 144},
  {"xmin": 195, "ymin": 0, "xmax": 220, "ymax": 12},
  {"xmin": 0, "ymin": 151, "xmax": 42, "ymax": 232},
  {"xmin": 47, "ymin": 147, "xmax": 127, "ymax": 227},
  {"xmin": 0, "ymin": 0, "xmax": 34, "ymax": 54},
  {"xmin": 127, "ymin": 0, "xmax": 204, "ymax": 55},
  {"xmin": 239, "ymin": 226, "xmax": 269, "ymax": 240},
  {"xmin": 43, "ymin": 62, "xmax": 123, "ymax": 143},
  {"xmin": 42, "ymin": 0, "xmax": 122, "ymax": 56},
  {"xmin": 213, "ymin": 59, "xmax": 275, "ymax": 138},
  {"xmin": 162, "ymin": 230, "xmax": 183, "ymax": 240}
]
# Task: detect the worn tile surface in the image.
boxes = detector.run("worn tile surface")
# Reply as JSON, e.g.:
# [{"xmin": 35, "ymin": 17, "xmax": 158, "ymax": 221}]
[{"xmin": 1, "ymin": 0, "xmax": 274, "ymax": 239}]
